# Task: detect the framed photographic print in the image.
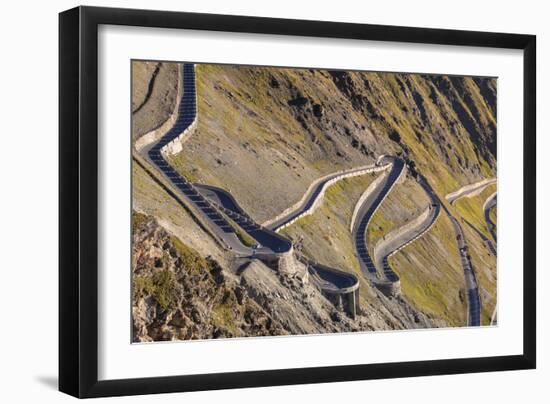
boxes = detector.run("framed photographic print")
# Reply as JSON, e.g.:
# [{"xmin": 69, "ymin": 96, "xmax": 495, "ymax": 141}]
[{"xmin": 59, "ymin": 6, "xmax": 536, "ymax": 398}]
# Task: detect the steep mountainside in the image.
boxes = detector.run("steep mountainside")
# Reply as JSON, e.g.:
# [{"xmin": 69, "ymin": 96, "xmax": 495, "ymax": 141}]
[
  {"xmin": 367, "ymin": 172, "xmax": 430, "ymax": 252},
  {"xmin": 453, "ymin": 184, "xmax": 497, "ymax": 240},
  {"xmin": 451, "ymin": 184, "xmax": 498, "ymax": 323},
  {"xmin": 168, "ymin": 64, "xmax": 496, "ymax": 224},
  {"xmin": 279, "ymin": 173, "xmax": 448, "ymax": 329},
  {"xmin": 132, "ymin": 61, "xmax": 497, "ymax": 332},
  {"xmin": 132, "ymin": 61, "xmax": 178, "ymax": 140},
  {"xmin": 132, "ymin": 212, "xmax": 440, "ymax": 341}
]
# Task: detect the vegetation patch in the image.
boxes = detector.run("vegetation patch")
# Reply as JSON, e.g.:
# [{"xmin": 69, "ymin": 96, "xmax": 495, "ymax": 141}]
[
  {"xmin": 452, "ymin": 184, "xmax": 496, "ymax": 240},
  {"xmin": 211, "ymin": 293, "xmax": 244, "ymax": 337},
  {"xmin": 170, "ymin": 235, "xmax": 211, "ymax": 275},
  {"xmin": 217, "ymin": 210, "xmax": 258, "ymax": 247},
  {"xmin": 367, "ymin": 174, "xmax": 429, "ymax": 256},
  {"xmin": 132, "ymin": 211, "xmax": 149, "ymax": 234},
  {"xmin": 134, "ymin": 269, "xmax": 178, "ymax": 310},
  {"xmin": 389, "ymin": 212, "xmax": 466, "ymax": 326},
  {"xmin": 281, "ymin": 173, "xmax": 379, "ymax": 303}
]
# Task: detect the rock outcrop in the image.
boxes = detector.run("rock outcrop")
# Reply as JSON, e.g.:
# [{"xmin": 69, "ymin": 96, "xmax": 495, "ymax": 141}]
[
  {"xmin": 132, "ymin": 212, "xmax": 443, "ymax": 341},
  {"xmin": 132, "ymin": 212, "xmax": 287, "ymax": 341}
]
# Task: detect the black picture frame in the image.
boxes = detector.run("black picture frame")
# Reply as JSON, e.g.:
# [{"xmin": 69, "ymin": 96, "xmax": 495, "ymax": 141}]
[{"xmin": 59, "ymin": 5, "xmax": 536, "ymax": 398}]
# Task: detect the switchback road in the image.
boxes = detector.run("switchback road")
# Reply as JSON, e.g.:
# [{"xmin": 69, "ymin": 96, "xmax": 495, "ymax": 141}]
[
  {"xmin": 351, "ymin": 157, "xmax": 404, "ymax": 283},
  {"xmin": 446, "ymin": 178, "xmax": 496, "ymax": 205},
  {"xmin": 139, "ymin": 63, "xmax": 359, "ymax": 307},
  {"xmin": 264, "ymin": 163, "xmax": 387, "ymax": 232},
  {"xmin": 483, "ymin": 191, "xmax": 497, "ymax": 242},
  {"xmin": 373, "ymin": 174, "xmax": 441, "ymax": 285}
]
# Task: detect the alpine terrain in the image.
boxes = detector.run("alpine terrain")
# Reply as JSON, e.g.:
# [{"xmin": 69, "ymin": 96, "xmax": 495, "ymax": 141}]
[{"xmin": 131, "ymin": 61, "xmax": 497, "ymax": 342}]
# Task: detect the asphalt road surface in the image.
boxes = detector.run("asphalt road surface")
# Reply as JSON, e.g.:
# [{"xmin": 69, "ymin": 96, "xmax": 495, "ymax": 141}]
[
  {"xmin": 145, "ymin": 64, "xmax": 257, "ymax": 256},
  {"xmin": 144, "ymin": 63, "xmax": 358, "ymax": 297},
  {"xmin": 266, "ymin": 165, "xmax": 377, "ymax": 231},
  {"xmin": 374, "ymin": 174, "xmax": 441, "ymax": 283},
  {"xmin": 352, "ymin": 157, "xmax": 404, "ymax": 282},
  {"xmin": 194, "ymin": 184, "xmax": 292, "ymax": 254},
  {"xmin": 195, "ymin": 183, "xmax": 358, "ymax": 291},
  {"xmin": 448, "ymin": 214, "xmax": 481, "ymax": 326},
  {"xmin": 447, "ymin": 178, "xmax": 496, "ymax": 205},
  {"xmin": 484, "ymin": 191, "xmax": 497, "ymax": 242},
  {"xmin": 143, "ymin": 62, "xmax": 484, "ymax": 323}
]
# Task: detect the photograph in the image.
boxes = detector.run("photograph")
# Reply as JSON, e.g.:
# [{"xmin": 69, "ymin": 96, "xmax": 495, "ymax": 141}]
[{"xmin": 131, "ymin": 60, "xmax": 498, "ymax": 342}]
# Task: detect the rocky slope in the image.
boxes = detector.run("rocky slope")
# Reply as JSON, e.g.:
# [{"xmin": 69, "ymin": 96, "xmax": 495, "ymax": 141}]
[
  {"xmin": 132, "ymin": 61, "xmax": 497, "ymax": 331},
  {"xmin": 132, "ymin": 212, "xmax": 443, "ymax": 341},
  {"xmin": 169, "ymin": 64, "xmax": 496, "ymax": 223},
  {"xmin": 132, "ymin": 211, "xmax": 286, "ymax": 341}
]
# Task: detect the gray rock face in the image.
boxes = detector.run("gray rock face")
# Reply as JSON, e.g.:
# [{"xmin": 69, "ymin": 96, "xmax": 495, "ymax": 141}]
[{"xmin": 132, "ymin": 212, "xmax": 445, "ymax": 342}]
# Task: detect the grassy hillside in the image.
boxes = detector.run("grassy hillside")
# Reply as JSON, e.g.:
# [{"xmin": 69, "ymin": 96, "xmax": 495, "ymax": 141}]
[
  {"xmin": 132, "ymin": 60, "xmax": 497, "ymax": 329},
  {"xmin": 461, "ymin": 218, "xmax": 497, "ymax": 324},
  {"xmin": 132, "ymin": 158, "xmax": 229, "ymax": 266},
  {"xmin": 280, "ymin": 174, "xmax": 377, "ymax": 278},
  {"xmin": 132, "ymin": 61, "xmax": 178, "ymax": 140},
  {"xmin": 450, "ymin": 184, "xmax": 498, "ymax": 324},
  {"xmin": 490, "ymin": 205, "xmax": 497, "ymax": 225},
  {"xmin": 388, "ymin": 212, "xmax": 467, "ymax": 326},
  {"xmin": 367, "ymin": 172, "xmax": 430, "ymax": 254},
  {"xmin": 168, "ymin": 64, "xmax": 495, "ymax": 224},
  {"xmin": 279, "ymin": 173, "xmax": 447, "ymax": 328},
  {"xmin": 452, "ymin": 184, "xmax": 497, "ymax": 240}
]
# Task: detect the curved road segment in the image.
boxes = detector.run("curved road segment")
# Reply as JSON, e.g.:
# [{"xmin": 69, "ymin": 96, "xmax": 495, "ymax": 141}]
[
  {"xmin": 141, "ymin": 62, "xmax": 486, "ymax": 326},
  {"xmin": 373, "ymin": 175, "xmax": 441, "ymax": 285},
  {"xmin": 483, "ymin": 191, "xmax": 497, "ymax": 242},
  {"xmin": 144, "ymin": 65, "xmax": 258, "ymax": 256},
  {"xmin": 194, "ymin": 184, "xmax": 292, "ymax": 254},
  {"xmin": 194, "ymin": 183, "xmax": 358, "ymax": 293},
  {"xmin": 483, "ymin": 191, "xmax": 497, "ymax": 325},
  {"xmin": 351, "ymin": 157, "xmax": 404, "ymax": 283},
  {"xmin": 265, "ymin": 164, "xmax": 380, "ymax": 232},
  {"xmin": 446, "ymin": 178, "xmax": 496, "ymax": 205},
  {"xmin": 445, "ymin": 179, "xmax": 497, "ymax": 326},
  {"xmin": 448, "ymin": 214, "xmax": 481, "ymax": 326},
  {"xmin": 141, "ymin": 63, "xmax": 359, "ymax": 305}
]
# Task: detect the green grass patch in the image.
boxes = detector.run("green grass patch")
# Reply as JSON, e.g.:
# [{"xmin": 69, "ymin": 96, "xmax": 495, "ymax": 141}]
[
  {"xmin": 452, "ymin": 184, "xmax": 496, "ymax": 240},
  {"xmin": 211, "ymin": 292, "xmax": 243, "ymax": 336},
  {"xmin": 281, "ymin": 173, "xmax": 378, "ymax": 295},
  {"xmin": 134, "ymin": 269, "xmax": 178, "ymax": 310},
  {"xmin": 489, "ymin": 206, "xmax": 497, "ymax": 225},
  {"xmin": 170, "ymin": 235, "xmax": 211, "ymax": 275},
  {"xmin": 132, "ymin": 211, "xmax": 149, "ymax": 234},
  {"xmin": 388, "ymin": 212, "xmax": 467, "ymax": 326},
  {"xmin": 217, "ymin": 211, "xmax": 257, "ymax": 247}
]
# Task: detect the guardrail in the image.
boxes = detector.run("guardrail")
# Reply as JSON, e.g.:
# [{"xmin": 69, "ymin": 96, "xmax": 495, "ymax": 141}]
[{"xmin": 266, "ymin": 163, "xmax": 390, "ymax": 232}]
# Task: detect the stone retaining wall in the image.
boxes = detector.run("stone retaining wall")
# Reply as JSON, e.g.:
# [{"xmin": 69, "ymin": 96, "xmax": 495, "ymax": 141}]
[
  {"xmin": 272, "ymin": 163, "xmax": 391, "ymax": 232},
  {"xmin": 446, "ymin": 177, "xmax": 496, "ymax": 204},
  {"xmin": 373, "ymin": 203, "xmax": 440, "ymax": 270},
  {"xmin": 161, "ymin": 65, "xmax": 198, "ymax": 157},
  {"xmin": 375, "ymin": 280, "xmax": 401, "ymax": 297}
]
